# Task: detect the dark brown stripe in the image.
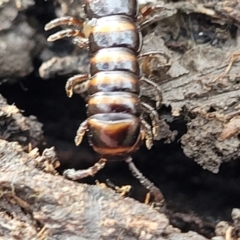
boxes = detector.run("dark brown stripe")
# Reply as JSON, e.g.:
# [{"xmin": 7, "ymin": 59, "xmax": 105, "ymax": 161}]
[
  {"xmin": 85, "ymin": 0, "xmax": 138, "ymax": 18},
  {"xmin": 88, "ymin": 113, "xmax": 142, "ymax": 156},
  {"xmin": 89, "ymin": 71, "xmax": 140, "ymax": 94},
  {"xmin": 90, "ymin": 48, "xmax": 139, "ymax": 76},
  {"xmin": 87, "ymin": 92, "xmax": 141, "ymax": 116}
]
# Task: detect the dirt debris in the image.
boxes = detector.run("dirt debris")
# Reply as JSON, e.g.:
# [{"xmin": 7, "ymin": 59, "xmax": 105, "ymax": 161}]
[
  {"xmin": 0, "ymin": 94, "xmax": 43, "ymax": 149},
  {"xmin": 0, "ymin": 139, "xmax": 208, "ymax": 240}
]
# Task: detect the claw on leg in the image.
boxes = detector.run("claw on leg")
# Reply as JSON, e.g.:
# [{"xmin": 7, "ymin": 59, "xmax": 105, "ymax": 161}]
[
  {"xmin": 63, "ymin": 158, "xmax": 107, "ymax": 180},
  {"xmin": 45, "ymin": 16, "xmax": 89, "ymax": 47},
  {"xmin": 65, "ymin": 74, "xmax": 89, "ymax": 97},
  {"xmin": 44, "ymin": 16, "xmax": 84, "ymax": 31},
  {"xmin": 140, "ymin": 77, "xmax": 162, "ymax": 109},
  {"xmin": 141, "ymin": 118, "xmax": 153, "ymax": 149},
  {"xmin": 75, "ymin": 119, "xmax": 88, "ymax": 146},
  {"xmin": 141, "ymin": 102, "xmax": 160, "ymax": 139},
  {"xmin": 125, "ymin": 157, "xmax": 164, "ymax": 203},
  {"xmin": 47, "ymin": 29, "xmax": 87, "ymax": 43}
]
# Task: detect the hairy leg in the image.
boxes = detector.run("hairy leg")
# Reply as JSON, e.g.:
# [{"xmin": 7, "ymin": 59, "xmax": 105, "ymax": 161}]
[
  {"xmin": 125, "ymin": 156, "xmax": 164, "ymax": 203},
  {"xmin": 65, "ymin": 74, "xmax": 89, "ymax": 97}
]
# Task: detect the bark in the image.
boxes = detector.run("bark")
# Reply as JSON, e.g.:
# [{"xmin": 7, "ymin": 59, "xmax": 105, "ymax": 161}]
[
  {"xmin": 0, "ymin": 139, "xmax": 207, "ymax": 240},
  {"xmin": 0, "ymin": 94, "xmax": 43, "ymax": 149}
]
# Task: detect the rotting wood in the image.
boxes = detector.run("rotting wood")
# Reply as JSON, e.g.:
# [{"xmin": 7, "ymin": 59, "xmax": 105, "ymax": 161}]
[
  {"xmin": 0, "ymin": 94, "xmax": 43, "ymax": 149},
  {"xmin": 0, "ymin": 139, "xmax": 208, "ymax": 240},
  {"xmin": 132, "ymin": 0, "xmax": 240, "ymax": 173},
  {"xmin": 2, "ymin": 0, "xmax": 240, "ymax": 238}
]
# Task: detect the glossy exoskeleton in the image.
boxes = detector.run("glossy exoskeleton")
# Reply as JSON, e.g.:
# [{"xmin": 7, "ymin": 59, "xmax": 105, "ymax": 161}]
[{"xmin": 45, "ymin": 0, "xmax": 164, "ymax": 202}]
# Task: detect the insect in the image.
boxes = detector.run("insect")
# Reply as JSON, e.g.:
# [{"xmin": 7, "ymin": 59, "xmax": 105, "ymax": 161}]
[{"xmin": 45, "ymin": 0, "xmax": 165, "ymax": 202}]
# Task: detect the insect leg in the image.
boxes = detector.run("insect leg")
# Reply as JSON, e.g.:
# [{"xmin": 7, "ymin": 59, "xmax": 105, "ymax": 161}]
[
  {"xmin": 141, "ymin": 102, "xmax": 160, "ymax": 139},
  {"xmin": 45, "ymin": 16, "xmax": 84, "ymax": 30},
  {"xmin": 138, "ymin": 4, "xmax": 164, "ymax": 30},
  {"xmin": 46, "ymin": 29, "xmax": 88, "ymax": 47},
  {"xmin": 65, "ymin": 74, "xmax": 89, "ymax": 97},
  {"xmin": 75, "ymin": 119, "xmax": 88, "ymax": 146},
  {"xmin": 125, "ymin": 156, "xmax": 164, "ymax": 203},
  {"xmin": 63, "ymin": 158, "xmax": 107, "ymax": 180},
  {"xmin": 138, "ymin": 51, "xmax": 170, "ymax": 60},
  {"xmin": 140, "ymin": 76, "xmax": 162, "ymax": 109},
  {"xmin": 141, "ymin": 118, "xmax": 153, "ymax": 149}
]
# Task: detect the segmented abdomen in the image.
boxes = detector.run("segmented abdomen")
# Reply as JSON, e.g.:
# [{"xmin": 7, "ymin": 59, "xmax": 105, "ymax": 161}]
[{"xmin": 85, "ymin": 1, "xmax": 142, "ymax": 158}]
